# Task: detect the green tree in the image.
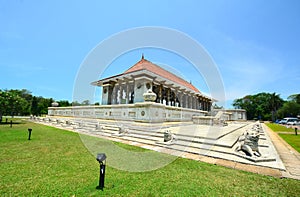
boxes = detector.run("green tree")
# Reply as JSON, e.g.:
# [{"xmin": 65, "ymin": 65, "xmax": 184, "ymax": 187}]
[
  {"xmin": 233, "ymin": 92, "xmax": 284, "ymax": 120},
  {"xmin": 287, "ymin": 94, "xmax": 300, "ymax": 104},
  {"xmin": 19, "ymin": 89, "xmax": 33, "ymax": 115},
  {"xmin": 0, "ymin": 88, "xmax": 71, "ymax": 117},
  {"xmin": 269, "ymin": 93, "xmax": 284, "ymax": 122},
  {"xmin": 233, "ymin": 95, "xmax": 256, "ymax": 120},
  {"xmin": 31, "ymin": 96, "xmax": 39, "ymax": 115},
  {"xmin": 30, "ymin": 96, "xmax": 54, "ymax": 116},
  {"xmin": 71, "ymin": 101, "xmax": 81, "ymax": 106},
  {"xmin": 277, "ymin": 93, "xmax": 300, "ymax": 118},
  {"xmin": 57, "ymin": 100, "xmax": 71, "ymax": 107},
  {"xmin": 81, "ymin": 100, "xmax": 90, "ymax": 105},
  {"xmin": 37, "ymin": 97, "xmax": 54, "ymax": 115},
  {"xmin": 0, "ymin": 89, "xmax": 27, "ymax": 117}
]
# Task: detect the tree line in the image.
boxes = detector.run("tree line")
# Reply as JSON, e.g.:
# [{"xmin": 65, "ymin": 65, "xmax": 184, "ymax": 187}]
[
  {"xmin": 0, "ymin": 89, "xmax": 98, "ymax": 119},
  {"xmin": 233, "ymin": 92, "xmax": 300, "ymax": 121},
  {"xmin": 1, "ymin": 89, "xmax": 299, "ymax": 121}
]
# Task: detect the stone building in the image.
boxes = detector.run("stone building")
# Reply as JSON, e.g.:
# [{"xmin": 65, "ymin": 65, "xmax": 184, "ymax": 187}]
[
  {"xmin": 91, "ymin": 55, "xmax": 213, "ymax": 111},
  {"xmin": 48, "ymin": 56, "xmax": 246, "ymax": 123}
]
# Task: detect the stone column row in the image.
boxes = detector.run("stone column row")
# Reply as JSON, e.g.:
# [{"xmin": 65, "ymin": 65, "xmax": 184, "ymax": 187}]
[
  {"xmin": 103, "ymin": 79, "xmax": 212, "ymax": 111},
  {"xmin": 108, "ymin": 81, "xmax": 135, "ymax": 105}
]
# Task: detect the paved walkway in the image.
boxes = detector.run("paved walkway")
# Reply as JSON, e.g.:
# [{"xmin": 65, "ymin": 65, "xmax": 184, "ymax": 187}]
[{"xmin": 262, "ymin": 124, "xmax": 300, "ymax": 180}]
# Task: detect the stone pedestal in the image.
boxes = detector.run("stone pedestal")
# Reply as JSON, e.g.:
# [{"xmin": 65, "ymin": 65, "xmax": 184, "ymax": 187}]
[{"xmin": 143, "ymin": 89, "xmax": 157, "ymax": 102}]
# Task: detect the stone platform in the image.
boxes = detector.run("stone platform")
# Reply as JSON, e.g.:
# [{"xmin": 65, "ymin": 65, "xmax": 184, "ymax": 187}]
[
  {"xmin": 30, "ymin": 116, "xmax": 292, "ymax": 178},
  {"xmin": 48, "ymin": 103, "xmax": 208, "ymax": 123}
]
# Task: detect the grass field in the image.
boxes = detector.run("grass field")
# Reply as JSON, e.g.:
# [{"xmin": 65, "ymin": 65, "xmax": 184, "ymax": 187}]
[
  {"xmin": 266, "ymin": 123, "xmax": 300, "ymax": 153},
  {"xmin": 278, "ymin": 134, "xmax": 300, "ymax": 153},
  {"xmin": 265, "ymin": 123, "xmax": 296, "ymax": 132},
  {"xmin": 1, "ymin": 119, "xmax": 300, "ymax": 196}
]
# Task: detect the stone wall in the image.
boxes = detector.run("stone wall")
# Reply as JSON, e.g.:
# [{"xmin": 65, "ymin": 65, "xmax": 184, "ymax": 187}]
[
  {"xmin": 211, "ymin": 109, "xmax": 247, "ymax": 121},
  {"xmin": 192, "ymin": 116, "xmax": 214, "ymax": 125},
  {"xmin": 48, "ymin": 102, "xmax": 208, "ymax": 123}
]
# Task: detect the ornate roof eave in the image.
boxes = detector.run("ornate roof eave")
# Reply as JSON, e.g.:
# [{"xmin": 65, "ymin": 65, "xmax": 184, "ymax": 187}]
[
  {"xmin": 91, "ymin": 69, "xmax": 197, "ymax": 93},
  {"xmin": 91, "ymin": 69, "xmax": 216, "ymax": 101}
]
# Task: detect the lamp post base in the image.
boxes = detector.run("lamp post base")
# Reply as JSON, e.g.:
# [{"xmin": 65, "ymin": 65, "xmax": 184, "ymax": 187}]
[{"xmin": 96, "ymin": 185, "xmax": 104, "ymax": 190}]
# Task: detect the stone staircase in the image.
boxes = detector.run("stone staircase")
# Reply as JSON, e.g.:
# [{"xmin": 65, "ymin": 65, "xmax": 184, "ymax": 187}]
[{"xmin": 30, "ymin": 116, "xmax": 285, "ymax": 170}]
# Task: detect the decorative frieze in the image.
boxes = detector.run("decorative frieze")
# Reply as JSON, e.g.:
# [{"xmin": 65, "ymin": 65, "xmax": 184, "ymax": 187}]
[{"xmin": 48, "ymin": 102, "xmax": 207, "ymax": 123}]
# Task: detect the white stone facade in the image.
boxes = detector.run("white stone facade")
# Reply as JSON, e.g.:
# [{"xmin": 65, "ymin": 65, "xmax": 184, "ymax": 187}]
[
  {"xmin": 211, "ymin": 109, "xmax": 247, "ymax": 121},
  {"xmin": 48, "ymin": 102, "xmax": 208, "ymax": 123},
  {"xmin": 47, "ymin": 57, "xmax": 247, "ymax": 123}
]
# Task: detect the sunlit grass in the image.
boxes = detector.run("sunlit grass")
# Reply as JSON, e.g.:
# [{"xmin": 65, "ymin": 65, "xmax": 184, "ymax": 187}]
[
  {"xmin": 1, "ymin": 120, "xmax": 299, "ymax": 196},
  {"xmin": 279, "ymin": 133, "xmax": 300, "ymax": 153},
  {"xmin": 265, "ymin": 123, "xmax": 296, "ymax": 132},
  {"xmin": 266, "ymin": 123, "xmax": 299, "ymax": 153}
]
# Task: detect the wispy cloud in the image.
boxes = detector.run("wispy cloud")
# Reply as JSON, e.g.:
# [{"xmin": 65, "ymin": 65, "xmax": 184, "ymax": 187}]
[{"xmin": 214, "ymin": 33, "xmax": 286, "ymax": 102}]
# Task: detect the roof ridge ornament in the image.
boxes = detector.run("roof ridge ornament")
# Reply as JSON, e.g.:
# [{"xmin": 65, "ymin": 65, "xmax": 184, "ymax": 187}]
[{"xmin": 141, "ymin": 53, "xmax": 144, "ymax": 60}]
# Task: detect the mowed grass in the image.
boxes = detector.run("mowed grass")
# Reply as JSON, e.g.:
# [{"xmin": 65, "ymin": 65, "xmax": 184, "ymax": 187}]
[
  {"xmin": 1, "ymin": 120, "xmax": 300, "ymax": 196},
  {"xmin": 266, "ymin": 123, "xmax": 300, "ymax": 153},
  {"xmin": 278, "ymin": 134, "xmax": 300, "ymax": 153},
  {"xmin": 265, "ymin": 123, "xmax": 296, "ymax": 133}
]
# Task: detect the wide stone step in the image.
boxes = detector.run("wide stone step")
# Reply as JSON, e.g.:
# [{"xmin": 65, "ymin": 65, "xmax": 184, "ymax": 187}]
[
  {"xmin": 32, "ymin": 118, "xmax": 285, "ymax": 170},
  {"xmin": 120, "ymin": 136, "xmax": 158, "ymax": 146}
]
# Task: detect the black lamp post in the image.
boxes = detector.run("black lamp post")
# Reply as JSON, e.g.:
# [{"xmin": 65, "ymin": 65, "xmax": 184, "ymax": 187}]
[
  {"xmin": 28, "ymin": 128, "xmax": 32, "ymax": 140},
  {"xmin": 96, "ymin": 153, "xmax": 106, "ymax": 190}
]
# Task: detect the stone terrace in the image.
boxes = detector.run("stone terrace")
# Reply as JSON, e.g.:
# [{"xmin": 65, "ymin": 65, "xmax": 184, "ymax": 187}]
[{"xmin": 30, "ymin": 116, "xmax": 290, "ymax": 176}]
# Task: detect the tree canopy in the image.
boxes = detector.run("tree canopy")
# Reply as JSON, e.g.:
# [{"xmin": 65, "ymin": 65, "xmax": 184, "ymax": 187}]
[
  {"xmin": 277, "ymin": 94, "xmax": 300, "ymax": 118},
  {"xmin": 233, "ymin": 92, "xmax": 299, "ymax": 121},
  {"xmin": 0, "ymin": 89, "xmax": 55, "ymax": 117},
  {"xmin": 0, "ymin": 89, "xmax": 96, "ymax": 119}
]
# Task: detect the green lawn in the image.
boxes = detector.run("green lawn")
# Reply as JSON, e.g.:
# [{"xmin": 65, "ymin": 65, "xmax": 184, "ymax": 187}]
[
  {"xmin": 265, "ymin": 123, "xmax": 296, "ymax": 132},
  {"xmin": 266, "ymin": 123, "xmax": 300, "ymax": 153},
  {"xmin": 1, "ymin": 120, "xmax": 300, "ymax": 196},
  {"xmin": 278, "ymin": 133, "xmax": 300, "ymax": 153}
]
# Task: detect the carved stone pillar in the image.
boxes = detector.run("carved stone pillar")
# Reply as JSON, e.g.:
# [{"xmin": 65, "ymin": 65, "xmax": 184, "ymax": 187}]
[
  {"xmin": 112, "ymin": 84, "xmax": 117, "ymax": 104},
  {"xmin": 199, "ymin": 99, "xmax": 202, "ymax": 110},
  {"xmin": 118, "ymin": 82, "xmax": 123, "ymax": 104},
  {"xmin": 167, "ymin": 88, "xmax": 170, "ymax": 106},
  {"xmin": 101, "ymin": 84, "xmax": 113, "ymax": 105},
  {"xmin": 185, "ymin": 94, "xmax": 189, "ymax": 108},
  {"xmin": 174, "ymin": 89, "xmax": 178, "ymax": 107},
  {"xmin": 159, "ymin": 85, "xmax": 163, "ymax": 104},
  {"xmin": 126, "ymin": 82, "xmax": 129, "ymax": 104},
  {"xmin": 195, "ymin": 97, "xmax": 198, "ymax": 109},
  {"xmin": 178, "ymin": 92, "xmax": 182, "ymax": 107},
  {"xmin": 192, "ymin": 96, "xmax": 195, "ymax": 109}
]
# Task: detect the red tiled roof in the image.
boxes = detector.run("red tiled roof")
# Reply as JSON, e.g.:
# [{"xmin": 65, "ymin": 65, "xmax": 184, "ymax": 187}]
[{"xmin": 124, "ymin": 57, "xmax": 200, "ymax": 93}]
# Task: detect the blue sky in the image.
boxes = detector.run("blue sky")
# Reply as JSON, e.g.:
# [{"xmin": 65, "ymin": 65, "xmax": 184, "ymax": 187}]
[{"xmin": 1, "ymin": 0, "xmax": 299, "ymax": 108}]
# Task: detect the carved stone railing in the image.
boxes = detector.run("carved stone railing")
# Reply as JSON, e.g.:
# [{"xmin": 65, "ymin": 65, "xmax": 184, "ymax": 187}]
[{"xmin": 48, "ymin": 102, "xmax": 207, "ymax": 123}]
